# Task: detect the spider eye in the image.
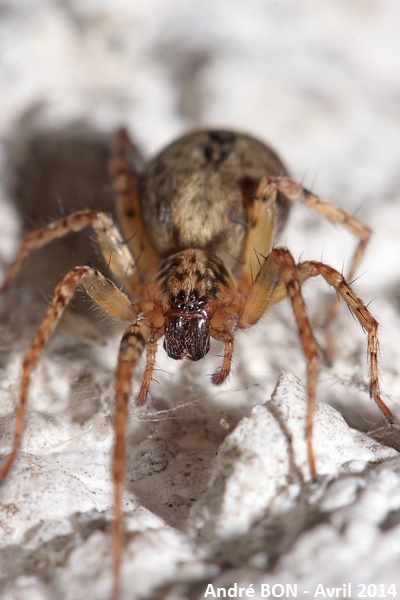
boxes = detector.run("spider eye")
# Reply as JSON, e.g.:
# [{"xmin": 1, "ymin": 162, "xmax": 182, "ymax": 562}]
[
  {"xmin": 164, "ymin": 312, "xmax": 210, "ymax": 361},
  {"xmin": 169, "ymin": 289, "xmax": 205, "ymax": 312}
]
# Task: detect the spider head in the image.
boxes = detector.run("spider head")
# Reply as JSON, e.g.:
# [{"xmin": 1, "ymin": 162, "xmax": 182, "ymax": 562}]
[{"xmin": 153, "ymin": 249, "xmax": 236, "ymax": 361}]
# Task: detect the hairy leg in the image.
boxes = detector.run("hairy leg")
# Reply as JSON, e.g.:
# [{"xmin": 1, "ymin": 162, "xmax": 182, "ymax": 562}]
[
  {"xmin": 296, "ymin": 260, "xmax": 395, "ymax": 423},
  {"xmin": 256, "ymin": 176, "xmax": 371, "ymax": 279},
  {"xmin": 110, "ymin": 129, "xmax": 161, "ymax": 283},
  {"xmin": 0, "ymin": 265, "xmax": 135, "ymax": 481},
  {"xmin": 111, "ymin": 318, "xmax": 155, "ymax": 599},
  {"xmin": 238, "ymin": 246, "xmax": 394, "ymax": 477},
  {"xmin": 0, "ymin": 211, "xmax": 137, "ymax": 295},
  {"xmin": 255, "ymin": 176, "xmax": 372, "ymax": 358}
]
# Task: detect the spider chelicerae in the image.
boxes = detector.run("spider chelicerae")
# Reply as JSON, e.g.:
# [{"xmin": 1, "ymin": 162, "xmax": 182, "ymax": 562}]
[{"xmin": 0, "ymin": 128, "xmax": 395, "ymax": 598}]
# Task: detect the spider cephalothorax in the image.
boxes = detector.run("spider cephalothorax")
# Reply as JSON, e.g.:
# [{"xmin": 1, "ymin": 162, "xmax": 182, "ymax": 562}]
[{"xmin": 0, "ymin": 128, "xmax": 395, "ymax": 600}]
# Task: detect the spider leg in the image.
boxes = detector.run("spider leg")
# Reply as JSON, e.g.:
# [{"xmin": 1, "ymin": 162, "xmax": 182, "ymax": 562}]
[
  {"xmin": 255, "ymin": 176, "xmax": 372, "ymax": 358},
  {"xmin": 210, "ymin": 313, "xmax": 239, "ymax": 385},
  {"xmin": 241, "ymin": 247, "xmax": 319, "ymax": 475},
  {"xmin": 112, "ymin": 318, "xmax": 155, "ymax": 600},
  {"xmin": 240, "ymin": 183, "xmax": 278, "ymax": 284},
  {"xmin": 136, "ymin": 333, "xmax": 162, "ymax": 405},
  {"xmin": 0, "ymin": 211, "xmax": 137, "ymax": 295},
  {"xmin": 296, "ymin": 260, "xmax": 395, "ymax": 424},
  {"xmin": 256, "ymin": 176, "xmax": 371, "ymax": 279},
  {"xmin": 239, "ymin": 246, "xmax": 394, "ymax": 477},
  {"xmin": 110, "ymin": 128, "xmax": 161, "ymax": 283},
  {"xmin": 0, "ymin": 266, "xmax": 135, "ymax": 482}
]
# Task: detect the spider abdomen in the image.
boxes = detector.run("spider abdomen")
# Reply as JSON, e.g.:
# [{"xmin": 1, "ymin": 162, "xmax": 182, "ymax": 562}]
[{"xmin": 139, "ymin": 129, "xmax": 289, "ymax": 272}]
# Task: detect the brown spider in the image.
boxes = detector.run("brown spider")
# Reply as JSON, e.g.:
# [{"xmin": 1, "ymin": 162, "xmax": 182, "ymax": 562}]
[{"xmin": 0, "ymin": 128, "xmax": 395, "ymax": 599}]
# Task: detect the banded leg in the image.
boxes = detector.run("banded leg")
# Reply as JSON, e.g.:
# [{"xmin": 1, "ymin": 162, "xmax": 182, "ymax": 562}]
[
  {"xmin": 239, "ymin": 246, "xmax": 394, "ymax": 476},
  {"xmin": 241, "ymin": 247, "xmax": 319, "ymax": 475},
  {"xmin": 0, "ymin": 210, "xmax": 136, "ymax": 296},
  {"xmin": 0, "ymin": 266, "xmax": 135, "ymax": 481},
  {"xmin": 256, "ymin": 177, "xmax": 372, "ymax": 279},
  {"xmin": 111, "ymin": 319, "xmax": 153, "ymax": 600},
  {"xmin": 110, "ymin": 129, "xmax": 160, "ymax": 282},
  {"xmin": 296, "ymin": 260, "xmax": 395, "ymax": 424},
  {"xmin": 255, "ymin": 176, "xmax": 372, "ymax": 356}
]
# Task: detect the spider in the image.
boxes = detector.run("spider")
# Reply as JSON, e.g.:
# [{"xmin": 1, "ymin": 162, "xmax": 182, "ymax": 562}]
[{"xmin": 0, "ymin": 128, "xmax": 395, "ymax": 599}]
